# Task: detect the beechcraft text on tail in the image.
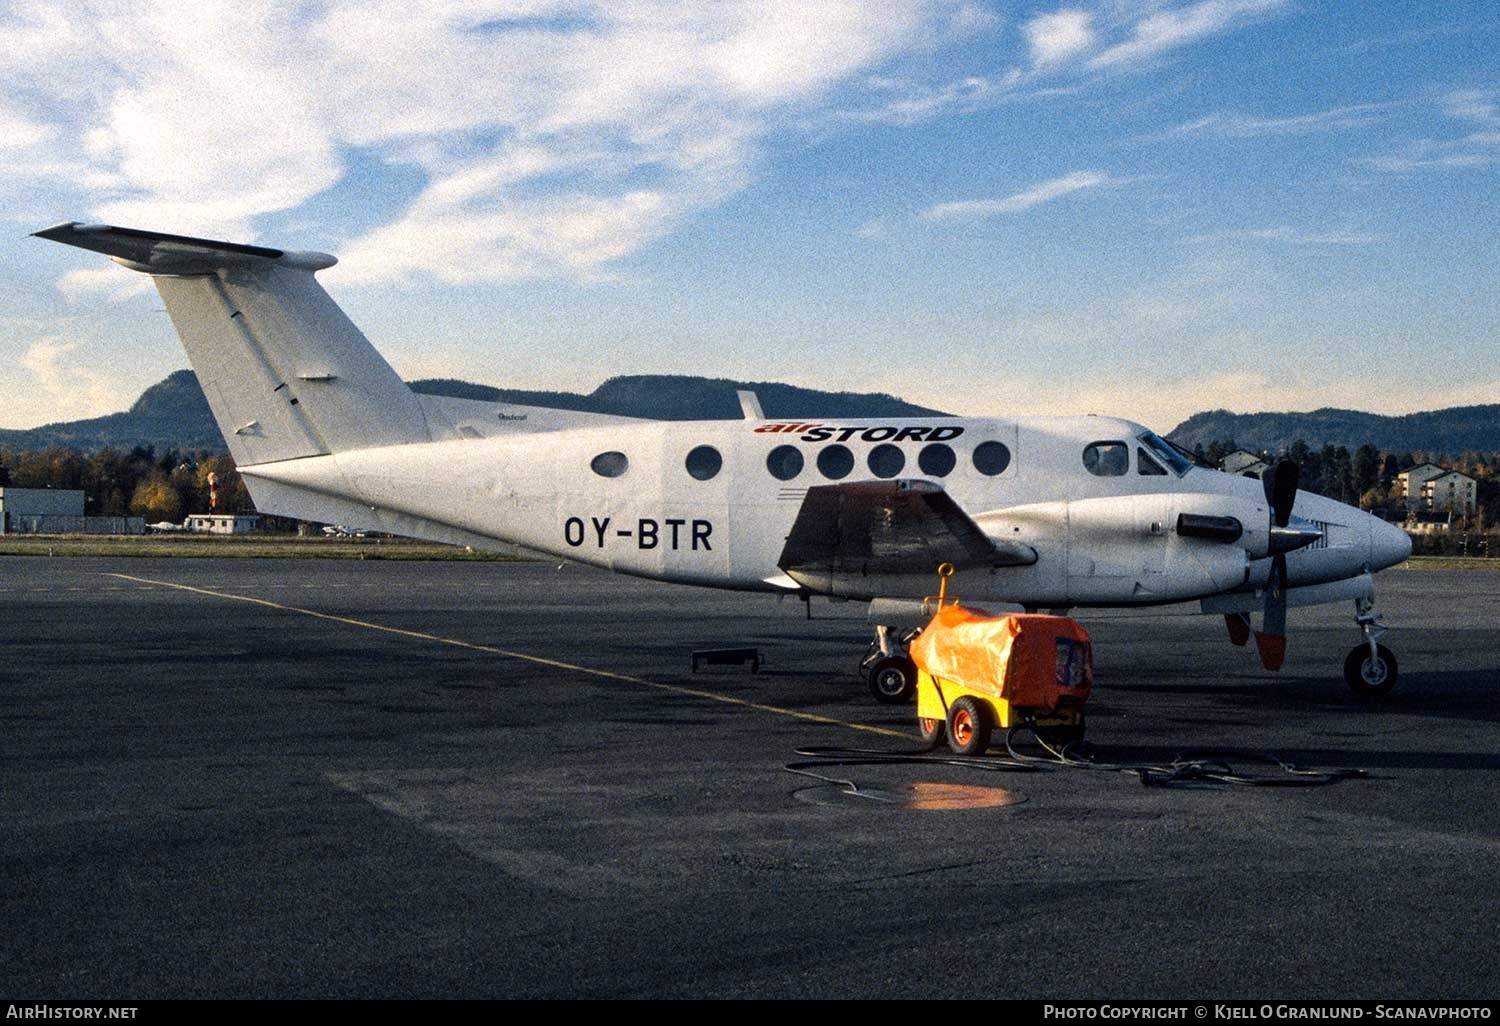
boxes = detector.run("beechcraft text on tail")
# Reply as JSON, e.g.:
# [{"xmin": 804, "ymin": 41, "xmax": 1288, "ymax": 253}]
[{"xmin": 36, "ymin": 222, "xmax": 1412, "ymax": 696}]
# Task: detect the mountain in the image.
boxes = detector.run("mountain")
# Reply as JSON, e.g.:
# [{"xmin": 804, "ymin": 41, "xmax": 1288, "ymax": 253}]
[
  {"xmin": 407, "ymin": 374, "xmax": 945, "ymax": 421},
  {"xmin": 9, "ymin": 370, "xmax": 1498, "ymax": 458},
  {"xmin": 0, "ymin": 370, "xmax": 223, "ymax": 453},
  {"xmin": 0, "ymin": 371, "xmax": 946, "ymax": 454},
  {"xmin": 1167, "ymin": 406, "xmax": 1500, "ymax": 456}
]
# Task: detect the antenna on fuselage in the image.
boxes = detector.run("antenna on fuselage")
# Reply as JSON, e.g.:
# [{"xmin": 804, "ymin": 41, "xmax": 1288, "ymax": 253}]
[{"xmin": 737, "ymin": 390, "xmax": 764, "ymax": 420}]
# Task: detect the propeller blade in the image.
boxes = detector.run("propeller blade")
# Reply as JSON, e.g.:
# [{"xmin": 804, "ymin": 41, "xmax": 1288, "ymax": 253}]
[
  {"xmin": 1253, "ymin": 552, "xmax": 1288, "ymax": 671},
  {"xmin": 1224, "ymin": 612, "xmax": 1250, "ymax": 647},
  {"xmin": 1262, "ymin": 460, "xmax": 1299, "ymax": 528}
]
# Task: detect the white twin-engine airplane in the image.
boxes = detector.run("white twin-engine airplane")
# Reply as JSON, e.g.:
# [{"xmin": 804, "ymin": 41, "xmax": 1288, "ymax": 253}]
[{"xmin": 39, "ymin": 223, "xmax": 1413, "ymax": 699}]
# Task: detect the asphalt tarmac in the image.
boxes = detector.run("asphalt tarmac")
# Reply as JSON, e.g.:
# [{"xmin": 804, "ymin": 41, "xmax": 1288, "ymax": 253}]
[{"xmin": 3, "ymin": 557, "xmax": 1499, "ymax": 999}]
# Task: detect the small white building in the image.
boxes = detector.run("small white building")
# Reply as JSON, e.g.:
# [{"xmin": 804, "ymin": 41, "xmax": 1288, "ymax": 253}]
[
  {"xmin": 1398, "ymin": 464, "xmax": 1447, "ymax": 510},
  {"xmin": 184, "ymin": 513, "xmax": 259, "ymax": 535},
  {"xmin": 1220, "ymin": 450, "xmax": 1270, "ymax": 477},
  {"xmin": 1406, "ymin": 510, "xmax": 1454, "ymax": 535},
  {"xmin": 1422, "ymin": 471, "xmax": 1477, "ymax": 515}
]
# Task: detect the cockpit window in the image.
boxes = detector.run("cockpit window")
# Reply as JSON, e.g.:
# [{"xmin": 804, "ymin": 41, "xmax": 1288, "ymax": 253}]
[
  {"xmin": 1137, "ymin": 447, "xmax": 1168, "ymax": 475},
  {"xmin": 1082, "ymin": 441, "xmax": 1128, "ymax": 477},
  {"xmin": 1136, "ymin": 430, "xmax": 1193, "ymax": 477}
]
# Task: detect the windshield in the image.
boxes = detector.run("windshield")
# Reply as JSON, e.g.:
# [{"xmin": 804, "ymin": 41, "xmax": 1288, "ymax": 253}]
[{"xmin": 1136, "ymin": 430, "xmax": 1194, "ymax": 477}]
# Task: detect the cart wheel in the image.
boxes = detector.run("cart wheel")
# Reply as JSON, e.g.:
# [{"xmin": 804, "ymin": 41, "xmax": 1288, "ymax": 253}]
[
  {"xmin": 917, "ymin": 716, "xmax": 945, "ymax": 750},
  {"xmin": 867, "ymin": 656, "xmax": 917, "ymax": 705},
  {"xmin": 946, "ymin": 697, "xmax": 992, "ymax": 756}
]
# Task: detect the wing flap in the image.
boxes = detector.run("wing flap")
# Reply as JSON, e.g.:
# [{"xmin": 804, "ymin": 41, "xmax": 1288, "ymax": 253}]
[{"xmin": 777, "ymin": 480, "xmax": 1035, "ymax": 587}]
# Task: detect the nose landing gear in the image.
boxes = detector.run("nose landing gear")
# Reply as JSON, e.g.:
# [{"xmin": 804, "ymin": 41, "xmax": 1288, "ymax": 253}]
[{"xmin": 1344, "ymin": 595, "xmax": 1397, "ymax": 697}]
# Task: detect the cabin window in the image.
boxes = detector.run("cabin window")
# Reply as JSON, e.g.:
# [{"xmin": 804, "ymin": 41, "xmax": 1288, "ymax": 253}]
[
  {"xmin": 590, "ymin": 451, "xmax": 629, "ymax": 478},
  {"xmin": 766, "ymin": 445, "xmax": 804, "ymax": 481},
  {"xmin": 867, "ymin": 444, "xmax": 905, "ymax": 479},
  {"xmin": 1137, "ymin": 447, "xmax": 1168, "ymax": 475},
  {"xmin": 1082, "ymin": 441, "xmax": 1128, "ymax": 477},
  {"xmin": 918, "ymin": 443, "xmax": 956, "ymax": 477},
  {"xmin": 971, "ymin": 441, "xmax": 1011, "ymax": 477},
  {"xmin": 685, "ymin": 445, "xmax": 722, "ymax": 481},
  {"xmin": 817, "ymin": 445, "xmax": 855, "ymax": 480}
]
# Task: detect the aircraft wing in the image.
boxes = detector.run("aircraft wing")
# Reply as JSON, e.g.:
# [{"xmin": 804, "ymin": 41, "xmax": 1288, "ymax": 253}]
[{"xmin": 777, "ymin": 480, "xmax": 1036, "ymax": 586}]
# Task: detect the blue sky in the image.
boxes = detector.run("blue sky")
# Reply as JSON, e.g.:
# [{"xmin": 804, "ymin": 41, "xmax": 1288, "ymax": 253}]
[{"xmin": 1, "ymin": 0, "xmax": 1495, "ymax": 432}]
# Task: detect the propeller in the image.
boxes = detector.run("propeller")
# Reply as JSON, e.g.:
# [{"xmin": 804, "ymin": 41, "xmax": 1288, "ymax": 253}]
[{"xmin": 1254, "ymin": 460, "xmax": 1300, "ymax": 670}]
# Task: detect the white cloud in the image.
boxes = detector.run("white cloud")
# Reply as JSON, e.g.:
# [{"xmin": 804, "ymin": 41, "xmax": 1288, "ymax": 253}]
[
  {"xmin": 834, "ymin": 0, "xmax": 1292, "ymax": 127},
  {"xmin": 1356, "ymin": 90, "xmax": 1500, "ymax": 173},
  {"xmin": 0, "ymin": 2, "xmax": 969, "ymax": 287},
  {"xmin": 1182, "ymin": 226, "xmax": 1380, "ymax": 246},
  {"xmin": 1167, "ymin": 102, "xmax": 1390, "ymax": 139},
  {"xmin": 18, "ymin": 338, "xmax": 131, "ymax": 422},
  {"xmin": 0, "ymin": 103, "xmax": 53, "ymax": 151},
  {"xmin": 921, "ymin": 170, "xmax": 1115, "ymax": 221},
  {"xmin": 1443, "ymin": 88, "xmax": 1500, "ymax": 124},
  {"xmin": 837, "ymin": 72, "xmax": 1021, "ymax": 125},
  {"xmin": 318, "ymin": 2, "xmax": 947, "ymax": 284},
  {"xmin": 1089, "ymin": 0, "xmax": 1288, "ymax": 70},
  {"xmin": 55, "ymin": 266, "xmax": 154, "ymax": 304},
  {"xmin": 1023, "ymin": 9, "xmax": 1095, "ymax": 67},
  {"xmin": 4, "ymin": 1, "xmax": 1301, "ymax": 288}
]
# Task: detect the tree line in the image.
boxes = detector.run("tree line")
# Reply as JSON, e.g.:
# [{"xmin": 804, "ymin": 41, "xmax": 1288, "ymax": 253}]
[
  {"xmin": 1195, "ymin": 438, "xmax": 1500, "ymax": 530},
  {"xmin": 0, "ymin": 446, "xmax": 251, "ymax": 524}
]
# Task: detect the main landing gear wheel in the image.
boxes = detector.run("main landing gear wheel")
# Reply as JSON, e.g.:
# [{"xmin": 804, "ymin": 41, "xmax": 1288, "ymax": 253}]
[
  {"xmin": 917, "ymin": 716, "xmax": 945, "ymax": 750},
  {"xmin": 867, "ymin": 656, "xmax": 918, "ymax": 704},
  {"xmin": 946, "ymin": 696, "xmax": 992, "ymax": 756},
  {"xmin": 1344, "ymin": 643, "xmax": 1398, "ymax": 697}
]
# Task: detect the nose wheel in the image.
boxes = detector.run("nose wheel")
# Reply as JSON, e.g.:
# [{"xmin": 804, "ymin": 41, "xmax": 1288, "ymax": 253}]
[{"xmin": 1344, "ymin": 596, "xmax": 1397, "ymax": 697}]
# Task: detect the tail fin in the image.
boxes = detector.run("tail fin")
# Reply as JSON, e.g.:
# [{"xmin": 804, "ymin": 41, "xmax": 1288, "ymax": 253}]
[{"xmin": 35, "ymin": 223, "xmax": 431, "ymax": 466}]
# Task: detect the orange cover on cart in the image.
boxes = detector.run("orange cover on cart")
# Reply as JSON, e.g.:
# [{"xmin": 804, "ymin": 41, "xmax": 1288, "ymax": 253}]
[{"xmin": 908, "ymin": 605, "xmax": 1092, "ymax": 710}]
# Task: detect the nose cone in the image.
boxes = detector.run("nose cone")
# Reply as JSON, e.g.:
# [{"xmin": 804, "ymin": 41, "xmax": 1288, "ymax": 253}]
[{"xmin": 1369, "ymin": 514, "xmax": 1412, "ymax": 570}]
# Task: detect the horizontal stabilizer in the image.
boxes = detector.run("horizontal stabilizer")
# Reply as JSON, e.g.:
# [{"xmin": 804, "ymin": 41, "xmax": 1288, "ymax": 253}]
[{"xmin": 32, "ymin": 222, "xmax": 334, "ymax": 275}]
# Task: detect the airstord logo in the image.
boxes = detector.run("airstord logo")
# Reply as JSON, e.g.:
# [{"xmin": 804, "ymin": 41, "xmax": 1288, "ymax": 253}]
[{"xmin": 752, "ymin": 423, "xmax": 964, "ymax": 443}]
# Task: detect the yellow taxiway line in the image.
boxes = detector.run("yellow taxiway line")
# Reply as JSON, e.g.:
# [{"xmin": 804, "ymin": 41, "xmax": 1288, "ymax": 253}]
[{"xmin": 106, "ymin": 572, "xmax": 907, "ymax": 739}]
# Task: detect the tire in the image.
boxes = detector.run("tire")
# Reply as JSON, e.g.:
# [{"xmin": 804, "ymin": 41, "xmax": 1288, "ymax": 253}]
[
  {"xmin": 1344, "ymin": 643, "xmax": 1397, "ymax": 697},
  {"xmin": 917, "ymin": 715, "xmax": 945, "ymax": 750},
  {"xmin": 867, "ymin": 656, "xmax": 917, "ymax": 704},
  {"xmin": 946, "ymin": 696, "xmax": 992, "ymax": 756}
]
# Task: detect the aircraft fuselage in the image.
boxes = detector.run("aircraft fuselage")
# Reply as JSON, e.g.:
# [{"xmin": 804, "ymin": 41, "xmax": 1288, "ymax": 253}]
[{"xmin": 243, "ymin": 412, "xmax": 1411, "ymax": 607}]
